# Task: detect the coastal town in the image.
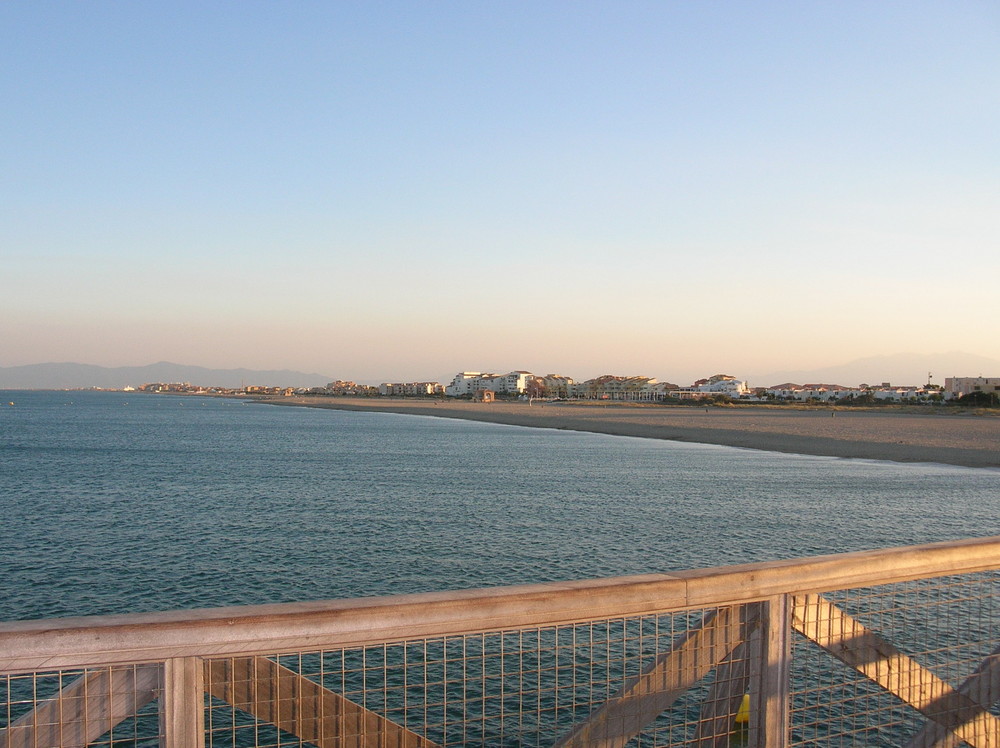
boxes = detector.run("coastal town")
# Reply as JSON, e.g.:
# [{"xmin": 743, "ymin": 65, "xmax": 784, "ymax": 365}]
[{"xmin": 135, "ymin": 371, "xmax": 1000, "ymax": 405}]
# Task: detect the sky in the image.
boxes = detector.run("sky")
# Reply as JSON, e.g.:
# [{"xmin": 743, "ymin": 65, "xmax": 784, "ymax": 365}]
[{"xmin": 2, "ymin": 2, "xmax": 999, "ymax": 385}]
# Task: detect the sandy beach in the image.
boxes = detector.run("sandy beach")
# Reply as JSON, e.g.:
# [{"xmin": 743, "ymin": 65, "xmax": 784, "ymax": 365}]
[{"xmin": 264, "ymin": 398, "xmax": 1000, "ymax": 469}]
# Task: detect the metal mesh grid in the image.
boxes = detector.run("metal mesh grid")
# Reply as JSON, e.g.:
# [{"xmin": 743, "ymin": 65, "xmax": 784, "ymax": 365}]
[
  {"xmin": 788, "ymin": 571, "xmax": 1000, "ymax": 747},
  {"xmin": 3, "ymin": 566, "xmax": 997, "ymax": 746},
  {"xmin": 0, "ymin": 664, "xmax": 163, "ymax": 747},
  {"xmin": 204, "ymin": 607, "xmax": 754, "ymax": 747}
]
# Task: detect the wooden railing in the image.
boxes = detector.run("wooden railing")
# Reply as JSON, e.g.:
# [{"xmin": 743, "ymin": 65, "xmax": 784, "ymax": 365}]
[{"xmin": 2, "ymin": 536, "xmax": 1000, "ymax": 747}]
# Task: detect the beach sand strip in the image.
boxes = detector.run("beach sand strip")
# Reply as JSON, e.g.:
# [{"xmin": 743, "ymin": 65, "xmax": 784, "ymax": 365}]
[{"xmin": 263, "ymin": 398, "xmax": 1000, "ymax": 469}]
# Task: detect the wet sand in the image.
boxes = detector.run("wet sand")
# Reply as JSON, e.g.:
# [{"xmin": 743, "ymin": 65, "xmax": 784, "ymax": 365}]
[{"xmin": 264, "ymin": 398, "xmax": 1000, "ymax": 469}]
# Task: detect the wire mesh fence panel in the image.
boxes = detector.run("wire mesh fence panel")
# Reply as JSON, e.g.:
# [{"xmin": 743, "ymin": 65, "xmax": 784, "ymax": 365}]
[
  {"xmin": 204, "ymin": 697, "xmax": 301, "ymax": 748},
  {"xmin": 0, "ymin": 664, "xmax": 163, "ymax": 747},
  {"xmin": 5, "ymin": 541, "xmax": 1000, "ymax": 747},
  {"xmin": 788, "ymin": 571, "xmax": 1000, "ymax": 747},
  {"xmin": 203, "ymin": 606, "xmax": 755, "ymax": 748}
]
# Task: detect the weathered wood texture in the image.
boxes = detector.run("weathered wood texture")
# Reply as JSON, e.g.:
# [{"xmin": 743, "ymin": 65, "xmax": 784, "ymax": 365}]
[
  {"xmin": 0, "ymin": 664, "xmax": 159, "ymax": 748},
  {"xmin": 691, "ymin": 632, "xmax": 754, "ymax": 747},
  {"xmin": 792, "ymin": 594, "xmax": 1000, "ymax": 748},
  {"xmin": 160, "ymin": 657, "xmax": 205, "ymax": 748},
  {"xmin": 206, "ymin": 656, "xmax": 439, "ymax": 748},
  {"xmin": 555, "ymin": 604, "xmax": 760, "ymax": 748},
  {"xmin": 749, "ymin": 595, "xmax": 790, "ymax": 748},
  {"xmin": 3, "ymin": 536, "xmax": 998, "ymax": 675},
  {"xmin": 904, "ymin": 643, "xmax": 1000, "ymax": 748}
]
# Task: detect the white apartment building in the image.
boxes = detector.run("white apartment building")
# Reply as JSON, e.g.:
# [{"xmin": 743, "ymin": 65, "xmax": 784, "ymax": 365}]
[
  {"xmin": 791, "ymin": 387, "xmax": 856, "ymax": 401},
  {"xmin": 674, "ymin": 374, "xmax": 750, "ymax": 399},
  {"xmin": 445, "ymin": 371, "xmax": 534, "ymax": 397},
  {"xmin": 872, "ymin": 388, "xmax": 919, "ymax": 401},
  {"xmin": 445, "ymin": 372, "xmax": 487, "ymax": 397},
  {"xmin": 477, "ymin": 371, "xmax": 534, "ymax": 395},
  {"xmin": 762, "ymin": 384, "xmax": 942, "ymax": 402},
  {"xmin": 695, "ymin": 375, "xmax": 750, "ymax": 397}
]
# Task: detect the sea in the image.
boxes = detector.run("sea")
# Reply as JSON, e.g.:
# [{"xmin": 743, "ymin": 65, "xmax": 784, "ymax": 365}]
[{"xmin": 2, "ymin": 389, "xmax": 1000, "ymax": 623}]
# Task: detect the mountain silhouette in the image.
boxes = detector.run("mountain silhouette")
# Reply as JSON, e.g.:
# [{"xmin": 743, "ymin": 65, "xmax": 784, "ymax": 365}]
[
  {"xmin": 750, "ymin": 351, "xmax": 1000, "ymax": 389},
  {"xmin": 0, "ymin": 361, "xmax": 333, "ymax": 390}
]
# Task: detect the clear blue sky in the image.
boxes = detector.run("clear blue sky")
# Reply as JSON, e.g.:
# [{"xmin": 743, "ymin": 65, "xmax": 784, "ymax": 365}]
[{"xmin": 3, "ymin": 2, "xmax": 998, "ymax": 384}]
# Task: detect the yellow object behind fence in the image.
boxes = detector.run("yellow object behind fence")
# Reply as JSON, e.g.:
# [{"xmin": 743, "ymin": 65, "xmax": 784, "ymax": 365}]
[{"xmin": 735, "ymin": 693, "xmax": 750, "ymax": 724}]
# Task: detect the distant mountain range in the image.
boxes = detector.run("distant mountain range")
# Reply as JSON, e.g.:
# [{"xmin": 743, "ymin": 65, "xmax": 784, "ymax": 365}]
[
  {"xmin": 749, "ymin": 351, "xmax": 1000, "ymax": 389},
  {"xmin": 0, "ymin": 362, "xmax": 333, "ymax": 390},
  {"xmin": 3, "ymin": 351, "xmax": 998, "ymax": 391}
]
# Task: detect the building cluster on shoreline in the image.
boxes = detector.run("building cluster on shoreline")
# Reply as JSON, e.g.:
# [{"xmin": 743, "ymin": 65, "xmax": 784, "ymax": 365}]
[{"xmin": 136, "ymin": 373, "xmax": 1000, "ymax": 404}]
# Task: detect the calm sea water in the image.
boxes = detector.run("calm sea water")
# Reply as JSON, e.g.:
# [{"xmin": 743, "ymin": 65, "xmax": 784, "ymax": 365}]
[{"xmin": 2, "ymin": 390, "xmax": 999, "ymax": 622}]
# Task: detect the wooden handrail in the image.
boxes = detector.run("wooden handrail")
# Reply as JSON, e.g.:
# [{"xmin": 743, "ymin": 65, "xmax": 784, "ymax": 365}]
[{"xmin": 2, "ymin": 536, "xmax": 999, "ymax": 675}]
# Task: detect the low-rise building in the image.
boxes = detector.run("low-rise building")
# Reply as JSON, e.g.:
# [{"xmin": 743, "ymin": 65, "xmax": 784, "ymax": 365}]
[
  {"xmin": 379, "ymin": 382, "xmax": 444, "ymax": 396},
  {"xmin": 945, "ymin": 377, "xmax": 1000, "ymax": 398},
  {"xmin": 536, "ymin": 374, "xmax": 575, "ymax": 398},
  {"xmin": 696, "ymin": 374, "xmax": 750, "ymax": 397},
  {"xmin": 871, "ymin": 386, "xmax": 943, "ymax": 402},
  {"xmin": 760, "ymin": 384, "xmax": 852, "ymax": 401},
  {"xmin": 674, "ymin": 374, "xmax": 750, "ymax": 400},
  {"xmin": 324, "ymin": 380, "xmax": 376, "ymax": 396},
  {"xmin": 570, "ymin": 375, "xmax": 672, "ymax": 401},
  {"xmin": 243, "ymin": 385, "xmax": 295, "ymax": 396},
  {"xmin": 761, "ymin": 383, "xmax": 945, "ymax": 402}
]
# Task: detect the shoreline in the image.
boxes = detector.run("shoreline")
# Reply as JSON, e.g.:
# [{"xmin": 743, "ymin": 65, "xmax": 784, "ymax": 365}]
[{"xmin": 262, "ymin": 397, "xmax": 1000, "ymax": 469}]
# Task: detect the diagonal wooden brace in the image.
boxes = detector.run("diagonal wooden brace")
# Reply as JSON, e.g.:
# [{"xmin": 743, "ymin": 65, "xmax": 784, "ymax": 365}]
[
  {"xmin": 692, "ymin": 630, "xmax": 756, "ymax": 747},
  {"xmin": 554, "ymin": 603, "xmax": 760, "ymax": 748},
  {"xmin": 0, "ymin": 664, "xmax": 160, "ymax": 748},
  {"xmin": 205, "ymin": 655, "xmax": 440, "ymax": 748},
  {"xmin": 792, "ymin": 594, "xmax": 1000, "ymax": 748},
  {"xmin": 904, "ymin": 642, "xmax": 1000, "ymax": 748}
]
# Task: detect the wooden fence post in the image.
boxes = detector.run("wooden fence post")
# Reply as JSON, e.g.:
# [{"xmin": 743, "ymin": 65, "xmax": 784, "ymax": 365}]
[
  {"xmin": 749, "ymin": 595, "xmax": 790, "ymax": 748},
  {"xmin": 160, "ymin": 657, "xmax": 205, "ymax": 748}
]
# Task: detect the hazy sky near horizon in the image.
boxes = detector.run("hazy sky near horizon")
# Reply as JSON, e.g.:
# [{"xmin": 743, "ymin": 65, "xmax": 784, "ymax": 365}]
[{"xmin": 3, "ymin": 2, "xmax": 998, "ymax": 384}]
